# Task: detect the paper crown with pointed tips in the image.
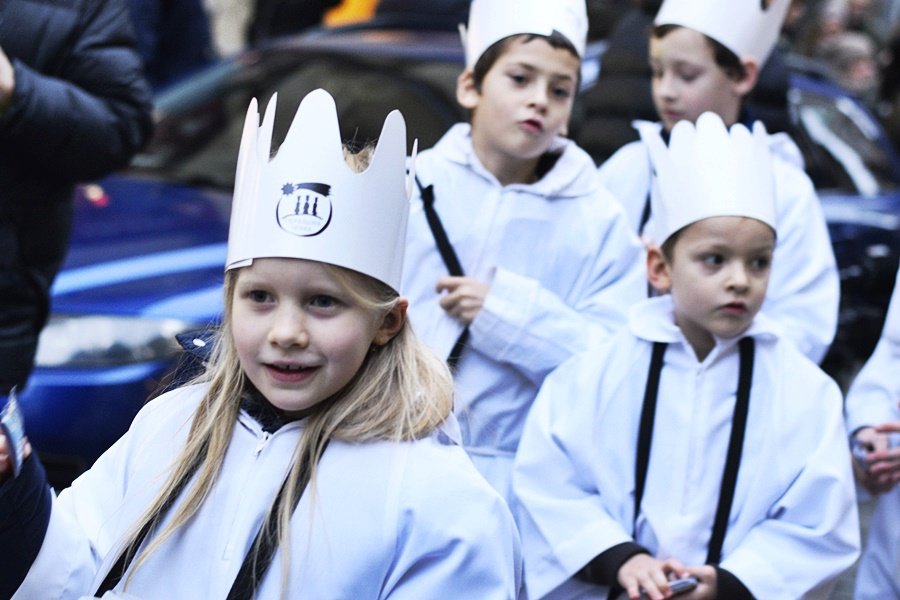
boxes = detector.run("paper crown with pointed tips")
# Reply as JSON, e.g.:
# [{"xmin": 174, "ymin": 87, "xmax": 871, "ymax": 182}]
[
  {"xmin": 636, "ymin": 112, "xmax": 777, "ymax": 245},
  {"xmin": 459, "ymin": 0, "xmax": 587, "ymax": 69},
  {"xmin": 655, "ymin": 0, "xmax": 790, "ymax": 66},
  {"xmin": 226, "ymin": 89, "xmax": 414, "ymax": 292}
]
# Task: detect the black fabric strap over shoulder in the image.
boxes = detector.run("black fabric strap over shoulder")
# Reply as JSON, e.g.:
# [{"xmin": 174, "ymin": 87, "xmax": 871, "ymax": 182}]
[
  {"xmin": 706, "ymin": 337, "xmax": 754, "ymax": 565},
  {"xmin": 633, "ymin": 341, "xmax": 667, "ymax": 535},
  {"xmin": 226, "ymin": 439, "xmax": 328, "ymax": 599},
  {"xmin": 415, "ymin": 176, "xmax": 469, "ymax": 369},
  {"xmin": 633, "ymin": 338, "xmax": 755, "ymax": 565}
]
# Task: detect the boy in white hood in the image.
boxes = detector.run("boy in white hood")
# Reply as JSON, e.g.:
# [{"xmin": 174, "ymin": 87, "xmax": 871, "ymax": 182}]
[{"xmin": 402, "ymin": 0, "xmax": 645, "ymax": 503}]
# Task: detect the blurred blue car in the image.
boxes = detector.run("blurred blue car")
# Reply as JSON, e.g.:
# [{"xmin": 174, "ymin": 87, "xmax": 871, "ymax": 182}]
[{"xmin": 19, "ymin": 24, "xmax": 900, "ymax": 488}]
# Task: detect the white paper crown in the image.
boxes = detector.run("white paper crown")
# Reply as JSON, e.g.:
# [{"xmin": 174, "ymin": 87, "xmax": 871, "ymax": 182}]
[
  {"xmin": 226, "ymin": 89, "xmax": 414, "ymax": 292},
  {"xmin": 460, "ymin": 0, "xmax": 587, "ymax": 69},
  {"xmin": 655, "ymin": 0, "xmax": 790, "ymax": 66},
  {"xmin": 637, "ymin": 112, "xmax": 776, "ymax": 244}
]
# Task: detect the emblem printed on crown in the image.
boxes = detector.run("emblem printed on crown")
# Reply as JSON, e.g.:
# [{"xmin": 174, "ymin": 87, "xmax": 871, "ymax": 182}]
[{"xmin": 276, "ymin": 182, "xmax": 333, "ymax": 237}]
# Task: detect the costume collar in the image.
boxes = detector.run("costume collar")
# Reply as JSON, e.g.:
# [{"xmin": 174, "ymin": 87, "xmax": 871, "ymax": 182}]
[
  {"xmin": 628, "ymin": 295, "xmax": 782, "ymax": 354},
  {"xmin": 432, "ymin": 123, "xmax": 598, "ymax": 197}
]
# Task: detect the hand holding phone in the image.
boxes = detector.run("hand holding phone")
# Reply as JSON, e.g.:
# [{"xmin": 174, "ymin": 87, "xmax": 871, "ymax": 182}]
[{"xmin": 637, "ymin": 576, "xmax": 699, "ymax": 599}]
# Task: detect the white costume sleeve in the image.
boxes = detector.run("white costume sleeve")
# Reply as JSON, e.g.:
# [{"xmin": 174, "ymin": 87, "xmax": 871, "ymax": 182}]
[
  {"xmin": 845, "ymin": 268, "xmax": 900, "ymax": 433},
  {"xmin": 470, "ymin": 196, "xmax": 645, "ymax": 383},
  {"xmin": 760, "ymin": 159, "xmax": 839, "ymax": 364},
  {"xmin": 513, "ymin": 351, "xmax": 636, "ymax": 598},
  {"xmin": 381, "ymin": 441, "xmax": 523, "ymax": 599},
  {"xmin": 14, "ymin": 394, "xmax": 188, "ymax": 599},
  {"xmin": 719, "ymin": 377, "xmax": 860, "ymax": 600}
]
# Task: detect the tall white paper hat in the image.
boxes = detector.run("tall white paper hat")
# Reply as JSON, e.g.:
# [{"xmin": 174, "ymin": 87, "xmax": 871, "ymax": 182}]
[
  {"xmin": 654, "ymin": 0, "xmax": 790, "ymax": 66},
  {"xmin": 226, "ymin": 89, "xmax": 414, "ymax": 292},
  {"xmin": 637, "ymin": 112, "xmax": 777, "ymax": 245},
  {"xmin": 460, "ymin": 0, "xmax": 588, "ymax": 69}
]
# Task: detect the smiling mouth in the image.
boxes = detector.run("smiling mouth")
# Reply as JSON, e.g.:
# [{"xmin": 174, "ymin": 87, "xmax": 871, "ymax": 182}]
[{"xmin": 266, "ymin": 363, "xmax": 316, "ymax": 382}]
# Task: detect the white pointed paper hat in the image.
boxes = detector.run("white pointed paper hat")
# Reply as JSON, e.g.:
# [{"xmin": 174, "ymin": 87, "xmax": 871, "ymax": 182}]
[
  {"xmin": 654, "ymin": 0, "xmax": 790, "ymax": 66},
  {"xmin": 637, "ymin": 112, "xmax": 777, "ymax": 245},
  {"xmin": 226, "ymin": 89, "xmax": 413, "ymax": 292},
  {"xmin": 460, "ymin": 0, "xmax": 588, "ymax": 68}
]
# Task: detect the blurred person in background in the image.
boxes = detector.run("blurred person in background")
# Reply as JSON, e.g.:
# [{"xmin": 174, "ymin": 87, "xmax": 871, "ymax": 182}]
[
  {"xmin": 126, "ymin": 0, "xmax": 216, "ymax": 90},
  {"xmin": 816, "ymin": 30, "xmax": 881, "ymax": 106},
  {"xmin": 0, "ymin": 0, "xmax": 154, "ymax": 396}
]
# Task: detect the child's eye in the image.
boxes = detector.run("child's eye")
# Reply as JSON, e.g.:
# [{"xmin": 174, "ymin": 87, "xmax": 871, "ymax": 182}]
[
  {"xmin": 309, "ymin": 294, "xmax": 340, "ymax": 309},
  {"xmin": 701, "ymin": 254, "xmax": 724, "ymax": 267},
  {"xmin": 249, "ymin": 290, "xmax": 272, "ymax": 303},
  {"xmin": 508, "ymin": 73, "xmax": 527, "ymax": 85},
  {"xmin": 750, "ymin": 256, "xmax": 771, "ymax": 270},
  {"xmin": 552, "ymin": 86, "xmax": 572, "ymax": 99}
]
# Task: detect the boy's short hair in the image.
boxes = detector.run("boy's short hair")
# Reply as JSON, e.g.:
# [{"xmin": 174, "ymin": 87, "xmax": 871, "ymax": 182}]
[
  {"xmin": 472, "ymin": 31, "xmax": 581, "ymax": 91},
  {"xmin": 660, "ymin": 226, "xmax": 684, "ymax": 261},
  {"xmin": 651, "ymin": 24, "xmax": 747, "ymax": 81}
]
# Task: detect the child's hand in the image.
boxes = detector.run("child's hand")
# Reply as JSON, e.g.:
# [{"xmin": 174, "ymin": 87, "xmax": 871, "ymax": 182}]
[
  {"xmin": 678, "ymin": 565, "xmax": 716, "ymax": 600},
  {"xmin": 0, "ymin": 431, "xmax": 31, "ymax": 484},
  {"xmin": 436, "ymin": 276, "xmax": 489, "ymax": 325},
  {"xmin": 617, "ymin": 554, "xmax": 689, "ymax": 600},
  {"xmin": 854, "ymin": 424, "xmax": 900, "ymax": 494}
]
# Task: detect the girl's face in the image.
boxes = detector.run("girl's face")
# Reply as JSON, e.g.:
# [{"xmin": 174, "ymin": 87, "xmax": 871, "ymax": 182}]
[
  {"xmin": 649, "ymin": 28, "xmax": 750, "ymax": 131},
  {"xmin": 457, "ymin": 36, "xmax": 580, "ymax": 184},
  {"xmin": 231, "ymin": 258, "xmax": 403, "ymax": 416}
]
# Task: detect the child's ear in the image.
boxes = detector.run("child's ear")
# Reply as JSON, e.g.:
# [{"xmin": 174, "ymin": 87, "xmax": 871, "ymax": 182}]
[
  {"xmin": 372, "ymin": 298, "xmax": 408, "ymax": 346},
  {"xmin": 733, "ymin": 59, "xmax": 760, "ymax": 98},
  {"xmin": 646, "ymin": 245, "xmax": 672, "ymax": 293},
  {"xmin": 456, "ymin": 69, "xmax": 480, "ymax": 110}
]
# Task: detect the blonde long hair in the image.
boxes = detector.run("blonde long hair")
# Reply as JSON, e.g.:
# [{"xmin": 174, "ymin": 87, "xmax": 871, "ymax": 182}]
[{"xmin": 117, "ymin": 151, "xmax": 454, "ymax": 593}]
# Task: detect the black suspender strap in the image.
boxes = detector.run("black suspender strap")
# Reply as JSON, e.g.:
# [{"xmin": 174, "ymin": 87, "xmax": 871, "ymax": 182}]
[
  {"xmin": 706, "ymin": 337, "xmax": 755, "ymax": 565},
  {"xmin": 226, "ymin": 439, "xmax": 327, "ymax": 600},
  {"xmin": 633, "ymin": 338, "xmax": 755, "ymax": 565},
  {"xmin": 638, "ymin": 190, "xmax": 652, "ymax": 237},
  {"xmin": 416, "ymin": 176, "xmax": 469, "ymax": 369},
  {"xmin": 633, "ymin": 341, "xmax": 667, "ymax": 536}
]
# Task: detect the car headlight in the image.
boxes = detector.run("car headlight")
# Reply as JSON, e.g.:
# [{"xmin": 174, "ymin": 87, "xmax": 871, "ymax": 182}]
[{"xmin": 34, "ymin": 315, "xmax": 198, "ymax": 368}]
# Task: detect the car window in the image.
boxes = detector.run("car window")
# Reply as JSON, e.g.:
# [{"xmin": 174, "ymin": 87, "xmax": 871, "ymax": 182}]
[
  {"xmin": 789, "ymin": 82, "xmax": 899, "ymax": 197},
  {"xmin": 131, "ymin": 48, "xmax": 463, "ymax": 190}
]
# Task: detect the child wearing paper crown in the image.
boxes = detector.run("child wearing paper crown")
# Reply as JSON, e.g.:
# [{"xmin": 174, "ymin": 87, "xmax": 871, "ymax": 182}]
[
  {"xmin": 843, "ymin": 266, "xmax": 900, "ymax": 600},
  {"xmin": 597, "ymin": 0, "xmax": 840, "ymax": 366},
  {"xmin": 0, "ymin": 89, "xmax": 523, "ymax": 599},
  {"xmin": 513, "ymin": 113, "xmax": 859, "ymax": 600},
  {"xmin": 402, "ymin": 0, "xmax": 645, "ymax": 504}
]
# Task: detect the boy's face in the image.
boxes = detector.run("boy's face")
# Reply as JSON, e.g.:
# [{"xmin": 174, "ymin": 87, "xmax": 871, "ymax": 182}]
[
  {"xmin": 457, "ymin": 37, "xmax": 579, "ymax": 181},
  {"xmin": 649, "ymin": 28, "xmax": 753, "ymax": 131},
  {"xmin": 649, "ymin": 216, "xmax": 775, "ymax": 359}
]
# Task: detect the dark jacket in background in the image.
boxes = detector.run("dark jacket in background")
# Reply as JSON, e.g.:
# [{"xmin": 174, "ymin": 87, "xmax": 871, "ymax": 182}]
[{"xmin": 0, "ymin": 0, "xmax": 154, "ymax": 392}]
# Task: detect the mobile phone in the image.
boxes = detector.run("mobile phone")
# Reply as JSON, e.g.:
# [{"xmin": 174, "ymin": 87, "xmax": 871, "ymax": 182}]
[
  {"xmin": 669, "ymin": 576, "xmax": 699, "ymax": 595},
  {"xmin": 637, "ymin": 576, "xmax": 699, "ymax": 599},
  {"xmin": 1, "ymin": 388, "xmax": 27, "ymax": 478}
]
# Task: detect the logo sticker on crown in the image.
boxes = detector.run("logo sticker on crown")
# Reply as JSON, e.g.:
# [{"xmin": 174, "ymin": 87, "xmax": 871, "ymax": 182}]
[{"xmin": 276, "ymin": 182, "xmax": 333, "ymax": 237}]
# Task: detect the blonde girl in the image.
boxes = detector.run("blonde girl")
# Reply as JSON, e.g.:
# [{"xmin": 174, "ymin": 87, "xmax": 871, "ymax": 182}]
[{"xmin": 0, "ymin": 89, "xmax": 522, "ymax": 600}]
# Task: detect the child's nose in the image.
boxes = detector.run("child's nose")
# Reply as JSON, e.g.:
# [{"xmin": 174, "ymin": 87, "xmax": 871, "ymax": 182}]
[
  {"xmin": 727, "ymin": 264, "xmax": 750, "ymax": 290},
  {"xmin": 268, "ymin": 308, "xmax": 310, "ymax": 348}
]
